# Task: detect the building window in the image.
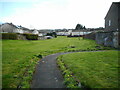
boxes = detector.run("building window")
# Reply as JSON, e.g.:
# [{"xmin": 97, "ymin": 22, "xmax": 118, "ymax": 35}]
[{"xmin": 108, "ymin": 20, "xmax": 111, "ymax": 26}]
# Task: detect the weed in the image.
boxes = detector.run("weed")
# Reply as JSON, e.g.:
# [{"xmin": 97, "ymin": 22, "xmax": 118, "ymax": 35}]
[{"xmin": 57, "ymin": 56, "xmax": 81, "ymax": 88}]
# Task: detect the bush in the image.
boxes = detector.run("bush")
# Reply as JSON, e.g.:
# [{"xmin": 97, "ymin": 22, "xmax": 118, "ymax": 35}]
[
  {"xmin": 23, "ymin": 33, "xmax": 38, "ymax": 40},
  {"xmin": 1, "ymin": 33, "xmax": 38, "ymax": 40},
  {"xmin": 2, "ymin": 33, "xmax": 18, "ymax": 40},
  {"xmin": 46, "ymin": 32, "xmax": 57, "ymax": 38}
]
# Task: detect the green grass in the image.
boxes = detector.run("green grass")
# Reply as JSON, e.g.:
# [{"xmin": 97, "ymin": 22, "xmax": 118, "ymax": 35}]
[
  {"xmin": 57, "ymin": 50, "xmax": 119, "ymax": 88},
  {"xmin": 2, "ymin": 36, "xmax": 113, "ymax": 88},
  {"xmin": 0, "ymin": 40, "xmax": 2, "ymax": 89}
]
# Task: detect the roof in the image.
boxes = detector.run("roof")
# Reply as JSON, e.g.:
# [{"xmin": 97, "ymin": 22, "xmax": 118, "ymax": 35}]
[
  {"xmin": 105, "ymin": 2, "xmax": 120, "ymax": 19},
  {"xmin": 0, "ymin": 23, "xmax": 30, "ymax": 31},
  {"xmin": 1, "ymin": 23, "xmax": 18, "ymax": 28}
]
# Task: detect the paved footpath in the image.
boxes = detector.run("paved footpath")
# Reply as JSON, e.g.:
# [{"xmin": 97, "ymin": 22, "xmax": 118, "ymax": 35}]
[
  {"xmin": 31, "ymin": 52, "xmax": 70, "ymax": 88},
  {"xmin": 31, "ymin": 50, "xmax": 105, "ymax": 88}
]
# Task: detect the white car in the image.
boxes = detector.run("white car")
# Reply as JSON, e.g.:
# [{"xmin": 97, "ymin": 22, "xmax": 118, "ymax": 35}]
[{"xmin": 44, "ymin": 36, "xmax": 53, "ymax": 39}]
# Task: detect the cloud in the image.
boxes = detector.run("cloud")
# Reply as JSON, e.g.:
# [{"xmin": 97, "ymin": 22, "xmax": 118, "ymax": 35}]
[
  {"xmin": 1, "ymin": 0, "xmax": 119, "ymax": 29},
  {"xmin": 0, "ymin": 0, "xmax": 40, "ymax": 2},
  {"xmin": 1, "ymin": 0, "xmax": 70, "ymax": 29}
]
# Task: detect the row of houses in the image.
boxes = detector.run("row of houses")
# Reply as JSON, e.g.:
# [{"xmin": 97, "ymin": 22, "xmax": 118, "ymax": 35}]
[
  {"xmin": 56, "ymin": 30, "xmax": 92, "ymax": 36},
  {"xmin": 0, "ymin": 23, "xmax": 30, "ymax": 33},
  {"xmin": 0, "ymin": 23, "xmax": 37, "ymax": 34},
  {"xmin": 0, "ymin": 2, "xmax": 119, "ymax": 37},
  {"xmin": 0, "ymin": 23, "xmax": 52, "ymax": 37},
  {"xmin": 0, "ymin": 23, "xmax": 98, "ymax": 37},
  {"xmin": 57, "ymin": 2, "xmax": 120, "ymax": 36}
]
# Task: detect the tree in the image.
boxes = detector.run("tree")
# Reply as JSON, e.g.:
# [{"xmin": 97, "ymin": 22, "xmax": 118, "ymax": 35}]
[
  {"xmin": 46, "ymin": 32, "xmax": 57, "ymax": 38},
  {"xmin": 83, "ymin": 26, "xmax": 86, "ymax": 29},
  {"xmin": 75, "ymin": 24, "xmax": 84, "ymax": 30},
  {"xmin": 52, "ymin": 32, "xmax": 57, "ymax": 38}
]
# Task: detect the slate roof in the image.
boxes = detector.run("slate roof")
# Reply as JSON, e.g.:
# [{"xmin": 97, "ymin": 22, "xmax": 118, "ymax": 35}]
[{"xmin": 105, "ymin": 2, "xmax": 120, "ymax": 19}]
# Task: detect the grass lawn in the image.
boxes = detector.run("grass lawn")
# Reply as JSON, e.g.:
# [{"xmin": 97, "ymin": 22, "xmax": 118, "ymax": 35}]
[
  {"xmin": 2, "ymin": 36, "xmax": 113, "ymax": 88},
  {"xmin": 57, "ymin": 50, "xmax": 119, "ymax": 88}
]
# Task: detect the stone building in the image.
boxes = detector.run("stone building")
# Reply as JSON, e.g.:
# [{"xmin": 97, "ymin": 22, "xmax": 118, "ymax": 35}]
[
  {"xmin": 95, "ymin": 2, "xmax": 120, "ymax": 48},
  {"xmin": 105, "ymin": 2, "xmax": 120, "ymax": 31},
  {"xmin": 0, "ymin": 23, "xmax": 32, "ymax": 34},
  {"xmin": 0, "ymin": 23, "xmax": 18, "ymax": 33}
]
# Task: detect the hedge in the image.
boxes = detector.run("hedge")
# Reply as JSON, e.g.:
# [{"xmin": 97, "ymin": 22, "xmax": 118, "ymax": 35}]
[
  {"xmin": 2, "ymin": 33, "xmax": 38, "ymax": 40},
  {"xmin": 23, "ymin": 33, "xmax": 38, "ymax": 40},
  {"xmin": 2, "ymin": 33, "xmax": 18, "ymax": 40}
]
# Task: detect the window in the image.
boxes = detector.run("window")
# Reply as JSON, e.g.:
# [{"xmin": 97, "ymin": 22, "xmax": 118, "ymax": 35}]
[{"xmin": 108, "ymin": 20, "xmax": 111, "ymax": 26}]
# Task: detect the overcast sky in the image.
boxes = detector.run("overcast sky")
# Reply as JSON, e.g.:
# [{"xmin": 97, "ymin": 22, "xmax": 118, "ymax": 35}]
[{"xmin": 0, "ymin": 0, "xmax": 119, "ymax": 29}]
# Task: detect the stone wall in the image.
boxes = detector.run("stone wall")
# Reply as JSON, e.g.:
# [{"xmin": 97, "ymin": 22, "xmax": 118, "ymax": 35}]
[
  {"xmin": 84, "ymin": 32, "xmax": 96, "ymax": 40},
  {"xmin": 17, "ymin": 34, "xmax": 27, "ymax": 40},
  {"xmin": 84, "ymin": 31, "xmax": 120, "ymax": 48},
  {"xmin": 96, "ymin": 31, "xmax": 119, "ymax": 48}
]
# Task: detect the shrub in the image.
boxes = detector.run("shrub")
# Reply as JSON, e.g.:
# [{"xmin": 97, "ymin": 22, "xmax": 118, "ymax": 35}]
[
  {"xmin": 2, "ymin": 33, "xmax": 18, "ymax": 40},
  {"xmin": 23, "ymin": 33, "xmax": 38, "ymax": 40},
  {"xmin": 46, "ymin": 32, "xmax": 57, "ymax": 38}
]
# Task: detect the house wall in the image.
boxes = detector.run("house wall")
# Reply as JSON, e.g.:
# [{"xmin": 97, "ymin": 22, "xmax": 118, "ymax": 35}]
[
  {"xmin": 0, "ymin": 23, "xmax": 33, "ymax": 34},
  {"xmin": 13, "ymin": 29, "xmax": 24, "ymax": 34},
  {"xmin": 32, "ymin": 30, "xmax": 39, "ymax": 34},
  {"xmin": 118, "ymin": 4, "xmax": 120, "ymax": 31},
  {"xmin": 23, "ymin": 30, "xmax": 30, "ymax": 33},
  {"xmin": 0, "ymin": 23, "xmax": 16, "ymax": 33},
  {"xmin": 105, "ymin": 3, "xmax": 119, "ymax": 31}
]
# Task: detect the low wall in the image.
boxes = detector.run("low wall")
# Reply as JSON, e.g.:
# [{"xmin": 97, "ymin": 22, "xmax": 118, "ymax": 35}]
[
  {"xmin": 84, "ymin": 32, "xmax": 96, "ymax": 40},
  {"xmin": 84, "ymin": 31, "xmax": 119, "ymax": 48},
  {"xmin": 17, "ymin": 34, "xmax": 27, "ymax": 40},
  {"xmin": 96, "ymin": 31, "xmax": 119, "ymax": 48}
]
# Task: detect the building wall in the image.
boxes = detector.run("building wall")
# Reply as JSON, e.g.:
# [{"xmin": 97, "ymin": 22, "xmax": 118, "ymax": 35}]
[
  {"xmin": 32, "ymin": 30, "xmax": 39, "ymax": 34},
  {"xmin": 13, "ymin": 29, "xmax": 24, "ymax": 34},
  {"xmin": 105, "ymin": 3, "xmax": 119, "ymax": 31},
  {"xmin": 0, "ymin": 23, "xmax": 16, "ymax": 33},
  {"xmin": 0, "ymin": 23, "xmax": 32, "ymax": 34},
  {"xmin": 118, "ymin": 4, "xmax": 120, "ymax": 31}
]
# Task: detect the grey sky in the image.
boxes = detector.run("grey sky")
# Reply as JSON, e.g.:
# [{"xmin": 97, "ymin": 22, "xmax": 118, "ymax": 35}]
[{"xmin": 0, "ymin": 0, "xmax": 119, "ymax": 29}]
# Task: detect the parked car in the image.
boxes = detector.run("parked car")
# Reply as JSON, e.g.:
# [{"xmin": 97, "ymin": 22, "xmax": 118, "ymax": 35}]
[{"xmin": 44, "ymin": 36, "xmax": 53, "ymax": 39}]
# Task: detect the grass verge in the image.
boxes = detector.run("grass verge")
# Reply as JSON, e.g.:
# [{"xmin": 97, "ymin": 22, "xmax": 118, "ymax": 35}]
[
  {"xmin": 57, "ymin": 50, "xmax": 119, "ymax": 88},
  {"xmin": 17, "ymin": 54, "xmax": 42, "ymax": 88},
  {"xmin": 57, "ymin": 56, "xmax": 80, "ymax": 88}
]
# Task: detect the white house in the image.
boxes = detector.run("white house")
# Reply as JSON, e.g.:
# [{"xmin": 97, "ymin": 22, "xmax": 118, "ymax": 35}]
[
  {"xmin": 13, "ymin": 28, "xmax": 24, "ymax": 34},
  {"xmin": 0, "ymin": 23, "xmax": 17, "ymax": 33},
  {"xmin": 38, "ymin": 33, "xmax": 44, "ymax": 37},
  {"xmin": 0, "ymin": 23, "xmax": 31, "ymax": 34},
  {"xmin": 32, "ymin": 29, "xmax": 39, "ymax": 34}
]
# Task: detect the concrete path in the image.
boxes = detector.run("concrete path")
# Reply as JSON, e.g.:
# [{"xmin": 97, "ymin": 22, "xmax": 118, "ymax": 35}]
[
  {"xmin": 31, "ymin": 50, "xmax": 105, "ymax": 88},
  {"xmin": 31, "ymin": 52, "xmax": 70, "ymax": 88}
]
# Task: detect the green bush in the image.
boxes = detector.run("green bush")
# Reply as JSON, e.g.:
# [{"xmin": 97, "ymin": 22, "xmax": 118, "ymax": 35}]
[
  {"xmin": 46, "ymin": 32, "xmax": 57, "ymax": 38},
  {"xmin": 23, "ymin": 33, "xmax": 38, "ymax": 40},
  {"xmin": 2, "ymin": 33, "xmax": 18, "ymax": 40}
]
